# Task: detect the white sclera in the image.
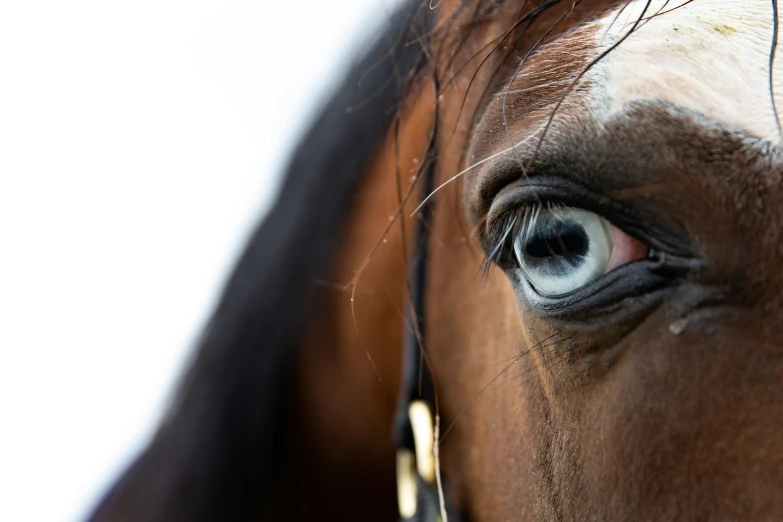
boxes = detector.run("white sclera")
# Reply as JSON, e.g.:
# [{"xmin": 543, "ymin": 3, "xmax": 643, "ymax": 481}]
[{"xmin": 513, "ymin": 207, "xmax": 613, "ymax": 297}]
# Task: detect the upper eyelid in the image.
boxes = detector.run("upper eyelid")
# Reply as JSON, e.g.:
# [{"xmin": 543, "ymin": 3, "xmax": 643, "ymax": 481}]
[{"xmin": 483, "ymin": 176, "xmax": 693, "ymax": 259}]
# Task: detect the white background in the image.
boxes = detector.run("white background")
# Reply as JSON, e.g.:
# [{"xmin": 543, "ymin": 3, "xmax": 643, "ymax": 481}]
[{"xmin": 0, "ymin": 1, "xmax": 403, "ymax": 520}]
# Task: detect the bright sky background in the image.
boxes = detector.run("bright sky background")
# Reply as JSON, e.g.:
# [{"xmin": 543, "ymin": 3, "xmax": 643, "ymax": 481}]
[{"xmin": 0, "ymin": 1, "xmax": 404, "ymax": 520}]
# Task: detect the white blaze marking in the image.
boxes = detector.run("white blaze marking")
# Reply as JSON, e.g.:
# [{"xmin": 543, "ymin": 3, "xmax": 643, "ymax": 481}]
[{"xmin": 596, "ymin": 0, "xmax": 783, "ymax": 142}]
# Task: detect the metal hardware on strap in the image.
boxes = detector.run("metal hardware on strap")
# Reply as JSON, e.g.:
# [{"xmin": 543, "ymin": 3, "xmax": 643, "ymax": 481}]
[
  {"xmin": 396, "ymin": 400, "xmax": 456, "ymax": 522},
  {"xmin": 397, "ymin": 449, "xmax": 418, "ymax": 518},
  {"xmin": 409, "ymin": 401, "xmax": 436, "ymax": 483}
]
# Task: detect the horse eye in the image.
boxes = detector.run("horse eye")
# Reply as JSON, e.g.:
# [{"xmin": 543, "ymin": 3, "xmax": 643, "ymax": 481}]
[{"xmin": 512, "ymin": 206, "xmax": 649, "ymax": 297}]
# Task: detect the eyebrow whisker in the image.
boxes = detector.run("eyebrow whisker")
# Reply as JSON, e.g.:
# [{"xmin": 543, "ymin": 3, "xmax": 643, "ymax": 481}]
[
  {"xmin": 410, "ymin": 122, "xmax": 548, "ymax": 217},
  {"xmin": 770, "ymin": 0, "xmax": 782, "ymax": 140},
  {"xmin": 496, "ymin": 79, "xmax": 572, "ymax": 96}
]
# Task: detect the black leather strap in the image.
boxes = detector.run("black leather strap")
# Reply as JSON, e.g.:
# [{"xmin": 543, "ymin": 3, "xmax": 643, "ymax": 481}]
[
  {"xmin": 393, "ymin": 146, "xmax": 461, "ymax": 522},
  {"xmin": 393, "ymin": 157, "xmax": 436, "ymax": 457}
]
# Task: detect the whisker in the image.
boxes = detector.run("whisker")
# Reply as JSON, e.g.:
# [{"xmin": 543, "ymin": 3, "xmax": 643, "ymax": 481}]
[
  {"xmin": 441, "ymin": 0, "xmax": 562, "ymax": 150},
  {"xmin": 410, "ymin": 123, "xmax": 548, "ymax": 217},
  {"xmin": 502, "ymin": 0, "xmax": 581, "ymax": 180},
  {"xmin": 600, "ymin": 0, "xmax": 633, "ymax": 42},
  {"xmin": 475, "ymin": 335, "xmax": 585, "ymax": 404},
  {"xmin": 770, "ymin": 0, "xmax": 782, "ymax": 140},
  {"xmin": 523, "ymin": 0, "xmax": 654, "ymax": 176},
  {"xmin": 441, "ymin": 332, "xmax": 570, "ymax": 441},
  {"xmin": 501, "ymin": 348, "xmax": 575, "ymax": 393},
  {"xmin": 496, "ymin": 79, "xmax": 572, "ymax": 96}
]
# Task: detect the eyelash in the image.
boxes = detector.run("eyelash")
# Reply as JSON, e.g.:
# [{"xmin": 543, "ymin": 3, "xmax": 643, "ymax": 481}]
[{"xmin": 481, "ymin": 200, "xmax": 555, "ymax": 275}]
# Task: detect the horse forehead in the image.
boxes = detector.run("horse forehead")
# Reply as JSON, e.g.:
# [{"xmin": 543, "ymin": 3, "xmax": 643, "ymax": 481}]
[{"xmin": 593, "ymin": 0, "xmax": 781, "ymax": 142}]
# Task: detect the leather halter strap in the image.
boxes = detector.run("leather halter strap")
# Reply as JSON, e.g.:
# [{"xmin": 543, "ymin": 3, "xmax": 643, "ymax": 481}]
[{"xmin": 392, "ymin": 154, "xmax": 461, "ymax": 522}]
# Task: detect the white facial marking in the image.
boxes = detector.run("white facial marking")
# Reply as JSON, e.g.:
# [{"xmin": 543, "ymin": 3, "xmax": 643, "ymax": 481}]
[{"xmin": 597, "ymin": 0, "xmax": 783, "ymax": 142}]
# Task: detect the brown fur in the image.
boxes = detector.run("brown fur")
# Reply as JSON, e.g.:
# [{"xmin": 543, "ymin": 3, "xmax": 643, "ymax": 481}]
[
  {"xmin": 283, "ymin": 85, "xmax": 437, "ymax": 520},
  {"xmin": 86, "ymin": 1, "xmax": 783, "ymax": 520},
  {"xmin": 294, "ymin": 1, "xmax": 783, "ymax": 520}
]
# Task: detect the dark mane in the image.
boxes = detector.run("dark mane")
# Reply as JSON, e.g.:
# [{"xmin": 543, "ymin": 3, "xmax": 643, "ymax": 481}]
[{"xmin": 88, "ymin": 2, "xmax": 431, "ymax": 520}]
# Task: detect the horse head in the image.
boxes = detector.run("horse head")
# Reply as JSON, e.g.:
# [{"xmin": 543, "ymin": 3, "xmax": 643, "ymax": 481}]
[{"xmin": 91, "ymin": 1, "xmax": 783, "ymax": 520}]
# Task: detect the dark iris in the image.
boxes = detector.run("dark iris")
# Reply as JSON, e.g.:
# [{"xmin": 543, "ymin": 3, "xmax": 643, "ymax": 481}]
[{"xmin": 524, "ymin": 222, "xmax": 589, "ymax": 272}]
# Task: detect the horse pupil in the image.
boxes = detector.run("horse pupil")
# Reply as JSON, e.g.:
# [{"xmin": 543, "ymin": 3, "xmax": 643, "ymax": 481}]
[{"xmin": 526, "ymin": 223, "xmax": 588, "ymax": 261}]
